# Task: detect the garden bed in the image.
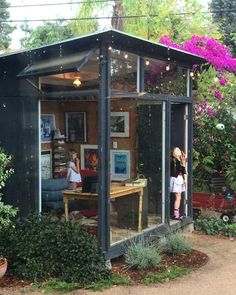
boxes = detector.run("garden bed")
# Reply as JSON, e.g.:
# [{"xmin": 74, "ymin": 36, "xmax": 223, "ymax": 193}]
[
  {"xmin": 0, "ymin": 249, "xmax": 208, "ymax": 289},
  {"xmin": 112, "ymin": 249, "xmax": 208, "ymax": 283}
]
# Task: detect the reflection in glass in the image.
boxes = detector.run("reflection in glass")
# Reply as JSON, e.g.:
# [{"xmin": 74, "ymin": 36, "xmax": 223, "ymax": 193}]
[
  {"xmin": 144, "ymin": 58, "xmax": 187, "ymax": 96},
  {"xmin": 110, "ymin": 99, "xmax": 163, "ymax": 244},
  {"xmin": 111, "ymin": 49, "xmax": 137, "ymax": 92}
]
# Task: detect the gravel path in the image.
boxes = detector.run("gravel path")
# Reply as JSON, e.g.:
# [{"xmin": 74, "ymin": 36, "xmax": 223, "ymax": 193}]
[{"xmin": 1, "ymin": 233, "xmax": 236, "ymax": 295}]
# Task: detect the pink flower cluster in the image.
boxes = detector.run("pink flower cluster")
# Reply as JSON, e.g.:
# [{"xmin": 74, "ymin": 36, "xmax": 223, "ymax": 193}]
[
  {"xmin": 194, "ymin": 100, "xmax": 218, "ymax": 117},
  {"xmin": 218, "ymin": 76, "xmax": 229, "ymax": 86},
  {"xmin": 159, "ymin": 35, "xmax": 236, "ymax": 73},
  {"xmin": 215, "ymin": 90, "xmax": 222, "ymax": 100}
]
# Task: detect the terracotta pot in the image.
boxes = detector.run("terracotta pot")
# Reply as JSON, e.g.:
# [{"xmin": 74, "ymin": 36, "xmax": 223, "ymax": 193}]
[{"xmin": 0, "ymin": 258, "xmax": 7, "ymax": 279}]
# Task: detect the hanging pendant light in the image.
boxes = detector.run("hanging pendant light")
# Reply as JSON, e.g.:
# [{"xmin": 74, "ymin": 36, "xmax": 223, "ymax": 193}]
[{"xmin": 73, "ymin": 77, "xmax": 81, "ymax": 88}]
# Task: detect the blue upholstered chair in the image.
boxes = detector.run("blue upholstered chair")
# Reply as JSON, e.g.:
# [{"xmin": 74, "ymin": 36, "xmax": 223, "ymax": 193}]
[{"xmin": 42, "ymin": 178, "xmax": 68, "ymax": 210}]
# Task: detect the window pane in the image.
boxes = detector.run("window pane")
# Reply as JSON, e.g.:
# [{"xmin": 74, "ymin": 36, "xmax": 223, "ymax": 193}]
[
  {"xmin": 110, "ymin": 98, "xmax": 163, "ymax": 244},
  {"xmin": 111, "ymin": 49, "xmax": 137, "ymax": 93},
  {"xmin": 144, "ymin": 58, "xmax": 187, "ymax": 96}
]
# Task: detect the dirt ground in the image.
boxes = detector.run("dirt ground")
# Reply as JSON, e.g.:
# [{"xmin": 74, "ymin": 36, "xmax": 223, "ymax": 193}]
[{"xmin": 1, "ymin": 232, "xmax": 236, "ymax": 295}]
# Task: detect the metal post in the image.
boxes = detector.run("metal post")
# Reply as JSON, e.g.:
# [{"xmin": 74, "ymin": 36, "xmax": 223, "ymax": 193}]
[
  {"xmin": 165, "ymin": 99, "xmax": 171, "ymax": 223},
  {"xmin": 98, "ymin": 45, "xmax": 111, "ymax": 252}
]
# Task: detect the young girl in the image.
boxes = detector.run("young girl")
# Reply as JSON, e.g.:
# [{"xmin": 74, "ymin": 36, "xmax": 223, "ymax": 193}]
[
  {"xmin": 170, "ymin": 147, "xmax": 187, "ymax": 220},
  {"xmin": 67, "ymin": 149, "xmax": 81, "ymax": 190}
]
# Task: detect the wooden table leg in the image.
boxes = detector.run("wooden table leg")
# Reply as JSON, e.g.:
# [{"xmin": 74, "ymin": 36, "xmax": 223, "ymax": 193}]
[
  {"xmin": 138, "ymin": 188, "xmax": 143, "ymax": 232},
  {"xmin": 64, "ymin": 196, "xmax": 69, "ymax": 221}
]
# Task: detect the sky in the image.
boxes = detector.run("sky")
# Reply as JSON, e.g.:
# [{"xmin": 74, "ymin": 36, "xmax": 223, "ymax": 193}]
[
  {"xmin": 9, "ymin": 0, "xmax": 81, "ymax": 49},
  {"xmin": 8, "ymin": 0, "xmax": 209, "ymax": 50}
]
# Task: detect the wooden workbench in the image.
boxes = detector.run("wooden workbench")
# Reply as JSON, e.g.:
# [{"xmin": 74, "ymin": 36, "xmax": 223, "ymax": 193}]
[{"xmin": 63, "ymin": 183, "xmax": 145, "ymax": 232}]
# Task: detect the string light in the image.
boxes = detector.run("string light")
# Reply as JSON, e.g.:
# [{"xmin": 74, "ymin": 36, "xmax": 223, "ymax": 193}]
[
  {"xmin": 190, "ymin": 71, "xmax": 194, "ymax": 77},
  {"xmin": 124, "ymin": 53, "xmax": 128, "ymax": 59},
  {"xmin": 108, "ymin": 46, "xmax": 112, "ymax": 50},
  {"xmin": 145, "ymin": 60, "xmax": 150, "ymax": 66},
  {"xmin": 166, "ymin": 64, "xmax": 170, "ymax": 71}
]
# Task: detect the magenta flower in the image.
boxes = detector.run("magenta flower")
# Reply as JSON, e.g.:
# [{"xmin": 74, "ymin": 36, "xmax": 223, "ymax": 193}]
[
  {"xmin": 215, "ymin": 90, "xmax": 222, "ymax": 100},
  {"xmin": 159, "ymin": 35, "xmax": 236, "ymax": 74},
  {"xmin": 218, "ymin": 77, "xmax": 229, "ymax": 86}
]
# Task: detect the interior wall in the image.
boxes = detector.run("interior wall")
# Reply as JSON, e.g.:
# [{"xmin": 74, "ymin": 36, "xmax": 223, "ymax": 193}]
[{"xmin": 41, "ymin": 99, "xmax": 138, "ymax": 179}]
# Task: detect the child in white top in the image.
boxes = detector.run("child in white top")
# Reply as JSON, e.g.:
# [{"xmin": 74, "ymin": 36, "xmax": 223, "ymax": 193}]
[{"xmin": 67, "ymin": 150, "xmax": 81, "ymax": 190}]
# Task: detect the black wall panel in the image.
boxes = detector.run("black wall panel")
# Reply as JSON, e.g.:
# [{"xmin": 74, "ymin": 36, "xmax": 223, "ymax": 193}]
[{"xmin": 0, "ymin": 96, "xmax": 39, "ymax": 216}]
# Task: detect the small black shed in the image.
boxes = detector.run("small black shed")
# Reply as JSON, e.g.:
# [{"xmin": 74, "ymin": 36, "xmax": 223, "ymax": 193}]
[{"xmin": 0, "ymin": 29, "xmax": 204, "ymax": 259}]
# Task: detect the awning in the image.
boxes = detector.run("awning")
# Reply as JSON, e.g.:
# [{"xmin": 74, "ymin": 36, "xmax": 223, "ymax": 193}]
[{"xmin": 17, "ymin": 48, "xmax": 96, "ymax": 78}]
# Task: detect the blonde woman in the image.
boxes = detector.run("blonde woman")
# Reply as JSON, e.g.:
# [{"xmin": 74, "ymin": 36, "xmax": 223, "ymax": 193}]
[{"xmin": 170, "ymin": 147, "xmax": 187, "ymax": 220}]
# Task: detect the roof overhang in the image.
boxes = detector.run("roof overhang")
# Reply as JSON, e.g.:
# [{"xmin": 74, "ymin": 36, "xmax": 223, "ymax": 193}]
[{"xmin": 0, "ymin": 29, "xmax": 205, "ymax": 74}]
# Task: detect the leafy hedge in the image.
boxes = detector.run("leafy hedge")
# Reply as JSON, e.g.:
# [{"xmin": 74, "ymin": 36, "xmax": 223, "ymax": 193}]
[
  {"xmin": 194, "ymin": 217, "xmax": 236, "ymax": 236},
  {"xmin": 0, "ymin": 214, "xmax": 111, "ymax": 284}
]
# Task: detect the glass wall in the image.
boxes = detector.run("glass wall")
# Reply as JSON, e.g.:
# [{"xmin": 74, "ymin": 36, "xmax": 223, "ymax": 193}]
[
  {"xmin": 40, "ymin": 50, "xmax": 100, "ymax": 238},
  {"xmin": 144, "ymin": 58, "xmax": 188, "ymax": 96},
  {"xmin": 109, "ymin": 98, "xmax": 163, "ymax": 244}
]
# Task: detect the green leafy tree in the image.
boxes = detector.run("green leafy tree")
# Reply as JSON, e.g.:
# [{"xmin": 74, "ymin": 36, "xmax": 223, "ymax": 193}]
[
  {"xmin": 210, "ymin": 0, "xmax": 236, "ymax": 55},
  {"xmin": 69, "ymin": 0, "xmax": 100, "ymax": 36},
  {"xmin": 121, "ymin": 0, "xmax": 219, "ymax": 41},
  {"xmin": 20, "ymin": 21, "xmax": 74, "ymax": 49},
  {"xmin": 75, "ymin": 0, "xmax": 219, "ymax": 42},
  {"xmin": 0, "ymin": 0, "xmax": 15, "ymax": 50}
]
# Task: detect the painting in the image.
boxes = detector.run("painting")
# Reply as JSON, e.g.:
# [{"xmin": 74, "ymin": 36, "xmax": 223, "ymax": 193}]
[
  {"xmin": 65, "ymin": 112, "xmax": 87, "ymax": 143},
  {"xmin": 41, "ymin": 114, "xmax": 56, "ymax": 143},
  {"xmin": 80, "ymin": 144, "xmax": 99, "ymax": 172},
  {"xmin": 111, "ymin": 150, "xmax": 130, "ymax": 181},
  {"xmin": 111, "ymin": 111, "xmax": 130, "ymax": 138},
  {"xmin": 41, "ymin": 150, "xmax": 52, "ymax": 179}
]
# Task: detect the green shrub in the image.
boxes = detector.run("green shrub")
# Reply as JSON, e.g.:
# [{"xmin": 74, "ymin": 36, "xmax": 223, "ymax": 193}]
[
  {"xmin": 223, "ymin": 223, "xmax": 236, "ymax": 237},
  {"xmin": 0, "ymin": 148, "xmax": 18, "ymax": 229},
  {"xmin": 3, "ymin": 214, "xmax": 111, "ymax": 284},
  {"xmin": 194, "ymin": 217, "xmax": 225, "ymax": 235},
  {"xmin": 159, "ymin": 233, "xmax": 192, "ymax": 256},
  {"xmin": 124, "ymin": 240, "xmax": 161, "ymax": 270}
]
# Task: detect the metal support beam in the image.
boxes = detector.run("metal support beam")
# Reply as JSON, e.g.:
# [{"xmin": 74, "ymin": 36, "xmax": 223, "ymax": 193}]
[
  {"xmin": 165, "ymin": 100, "xmax": 171, "ymax": 224},
  {"xmin": 98, "ymin": 45, "xmax": 111, "ymax": 252}
]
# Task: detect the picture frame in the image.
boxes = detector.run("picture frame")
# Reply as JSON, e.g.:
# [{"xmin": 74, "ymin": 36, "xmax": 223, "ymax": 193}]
[
  {"xmin": 65, "ymin": 112, "xmax": 87, "ymax": 143},
  {"xmin": 80, "ymin": 144, "xmax": 99, "ymax": 171},
  {"xmin": 111, "ymin": 150, "xmax": 130, "ymax": 181},
  {"xmin": 41, "ymin": 150, "xmax": 52, "ymax": 179},
  {"xmin": 111, "ymin": 111, "xmax": 130, "ymax": 138},
  {"xmin": 41, "ymin": 114, "xmax": 56, "ymax": 143}
]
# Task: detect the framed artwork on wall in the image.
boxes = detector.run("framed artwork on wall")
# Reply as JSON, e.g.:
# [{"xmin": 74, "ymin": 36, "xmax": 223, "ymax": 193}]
[
  {"xmin": 111, "ymin": 150, "xmax": 130, "ymax": 181},
  {"xmin": 80, "ymin": 144, "xmax": 98, "ymax": 172},
  {"xmin": 41, "ymin": 114, "xmax": 56, "ymax": 143},
  {"xmin": 41, "ymin": 150, "xmax": 52, "ymax": 179},
  {"xmin": 111, "ymin": 111, "xmax": 130, "ymax": 138},
  {"xmin": 65, "ymin": 112, "xmax": 87, "ymax": 143}
]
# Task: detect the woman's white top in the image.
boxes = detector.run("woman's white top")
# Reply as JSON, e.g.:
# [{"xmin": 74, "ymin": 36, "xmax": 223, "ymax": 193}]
[{"xmin": 67, "ymin": 161, "xmax": 81, "ymax": 183}]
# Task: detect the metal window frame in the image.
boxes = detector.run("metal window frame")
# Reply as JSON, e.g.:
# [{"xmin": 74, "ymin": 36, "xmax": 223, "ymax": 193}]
[{"xmin": 17, "ymin": 48, "xmax": 97, "ymax": 78}]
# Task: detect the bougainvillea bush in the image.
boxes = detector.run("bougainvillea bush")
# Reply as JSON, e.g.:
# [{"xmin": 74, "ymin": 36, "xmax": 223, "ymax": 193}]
[{"xmin": 160, "ymin": 35, "xmax": 236, "ymax": 192}]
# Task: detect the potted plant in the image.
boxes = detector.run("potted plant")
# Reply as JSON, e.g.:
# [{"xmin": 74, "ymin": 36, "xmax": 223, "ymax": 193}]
[{"xmin": 0, "ymin": 147, "xmax": 18, "ymax": 279}]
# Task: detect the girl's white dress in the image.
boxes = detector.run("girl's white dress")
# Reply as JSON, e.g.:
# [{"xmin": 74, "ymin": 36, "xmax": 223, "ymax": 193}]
[{"xmin": 67, "ymin": 161, "xmax": 81, "ymax": 183}]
